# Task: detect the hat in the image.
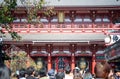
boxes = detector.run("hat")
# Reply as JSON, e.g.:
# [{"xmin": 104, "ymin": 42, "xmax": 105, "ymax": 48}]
[
  {"xmin": 48, "ymin": 69, "xmax": 55, "ymax": 76},
  {"xmin": 75, "ymin": 67, "xmax": 80, "ymax": 70}
]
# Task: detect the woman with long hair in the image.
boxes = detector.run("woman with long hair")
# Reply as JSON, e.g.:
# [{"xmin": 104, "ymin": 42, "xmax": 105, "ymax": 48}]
[
  {"xmin": 55, "ymin": 69, "xmax": 65, "ymax": 79},
  {"xmin": 0, "ymin": 63, "xmax": 10, "ymax": 79},
  {"xmin": 73, "ymin": 68, "xmax": 83, "ymax": 79},
  {"xmin": 64, "ymin": 64, "xmax": 73, "ymax": 79}
]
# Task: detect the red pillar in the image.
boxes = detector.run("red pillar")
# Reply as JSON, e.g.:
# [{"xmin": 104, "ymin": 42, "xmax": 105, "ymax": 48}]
[
  {"xmin": 90, "ymin": 44, "xmax": 97, "ymax": 75},
  {"xmin": 70, "ymin": 44, "xmax": 76, "ymax": 71},
  {"xmin": 92, "ymin": 54, "xmax": 96, "ymax": 74},
  {"xmin": 48, "ymin": 53, "xmax": 51, "ymax": 71},
  {"xmin": 47, "ymin": 44, "xmax": 52, "ymax": 71},
  {"xmin": 71, "ymin": 53, "xmax": 75, "ymax": 71}
]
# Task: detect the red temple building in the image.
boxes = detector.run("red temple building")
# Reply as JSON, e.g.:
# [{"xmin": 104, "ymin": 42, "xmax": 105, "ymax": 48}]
[{"xmin": 1, "ymin": 0, "xmax": 120, "ymax": 74}]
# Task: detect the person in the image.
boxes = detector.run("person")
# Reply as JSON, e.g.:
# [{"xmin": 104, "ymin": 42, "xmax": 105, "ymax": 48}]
[
  {"xmin": 11, "ymin": 73, "xmax": 18, "ymax": 79},
  {"xmin": 34, "ymin": 71, "xmax": 40, "ymax": 79},
  {"xmin": 83, "ymin": 70, "xmax": 93, "ymax": 79},
  {"xmin": 48, "ymin": 69, "xmax": 56, "ymax": 79},
  {"xmin": 79, "ymin": 58, "xmax": 92, "ymax": 79},
  {"xmin": 19, "ymin": 68, "xmax": 26, "ymax": 79},
  {"xmin": 73, "ymin": 68, "xmax": 82, "ymax": 79},
  {"xmin": 64, "ymin": 64, "xmax": 73, "ymax": 79},
  {"xmin": 26, "ymin": 66, "xmax": 35, "ymax": 79},
  {"xmin": 108, "ymin": 69, "xmax": 114, "ymax": 79},
  {"xmin": 0, "ymin": 63, "xmax": 11, "ymax": 79},
  {"xmin": 39, "ymin": 68, "xmax": 48, "ymax": 79},
  {"xmin": 92, "ymin": 74, "xmax": 96, "ymax": 79},
  {"xmin": 55, "ymin": 69, "xmax": 65, "ymax": 79},
  {"xmin": 114, "ymin": 67, "xmax": 120, "ymax": 79},
  {"xmin": 109, "ymin": 67, "xmax": 120, "ymax": 79},
  {"xmin": 55, "ymin": 72, "xmax": 65, "ymax": 79}
]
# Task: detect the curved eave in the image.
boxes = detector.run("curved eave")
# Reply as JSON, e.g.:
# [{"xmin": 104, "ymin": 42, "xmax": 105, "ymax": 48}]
[
  {"xmin": 104, "ymin": 39, "xmax": 120, "ymax": 54},
  {"xmin": 3, "ymin": 33, "xmax": 106, "ymax": 45},
  {"xmin": 107, "ymin": 55, "xmax": 120, "ymax": 62}
]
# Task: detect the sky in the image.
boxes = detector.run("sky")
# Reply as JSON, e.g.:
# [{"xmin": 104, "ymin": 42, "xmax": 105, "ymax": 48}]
[
  {"xmin": 0, "ymin": 0, "xmax": 120, "ymax": 7},
  {"xmin": 45, "ymin": 0, "xmax": 120, "ymax": 7}
]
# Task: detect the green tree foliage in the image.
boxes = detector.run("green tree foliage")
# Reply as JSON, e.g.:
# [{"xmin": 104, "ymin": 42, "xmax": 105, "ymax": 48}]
[
  {"xmin": 0, "ymin": 0, "xmax": 55, "ymax": 40},
  {"xmin": 0, "ymin": 0, "xmax": 21, "ymax": 40},
  {"xmin": 23, "ymin": 0, "xmax": 55, "ymax": 23}
]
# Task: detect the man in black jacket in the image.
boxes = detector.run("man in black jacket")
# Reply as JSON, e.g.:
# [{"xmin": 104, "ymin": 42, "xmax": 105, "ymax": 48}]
[{"xmin": 26, "ymin": 66, "xmax": 35, "ymax": 79}]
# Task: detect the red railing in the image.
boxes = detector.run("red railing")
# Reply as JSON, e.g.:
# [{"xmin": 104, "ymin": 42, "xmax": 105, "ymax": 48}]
[{"xmin": 3, "ymin": 23, "xmax": 120, "ymax": 34}]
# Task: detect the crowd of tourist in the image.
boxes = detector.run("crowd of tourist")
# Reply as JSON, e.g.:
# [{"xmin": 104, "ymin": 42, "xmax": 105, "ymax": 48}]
[
  {"xmin": 0, "ymin": 57, "xmax": 120, "ymax": 79},
  {"xmin": 0, "ymin": 64, "xmax": 92, "ymax": 79},
  {"xmin": 0, "ymin": 62, "xmax": 120, "ymax": 79}
]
